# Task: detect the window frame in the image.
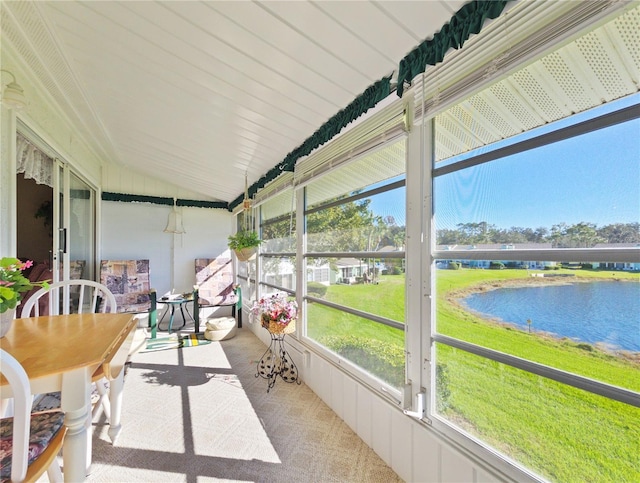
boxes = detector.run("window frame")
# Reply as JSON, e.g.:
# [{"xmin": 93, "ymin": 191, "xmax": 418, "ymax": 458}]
[{"xmin": 426, "ymin": 95, "xmax": 640, "ymax": 479}]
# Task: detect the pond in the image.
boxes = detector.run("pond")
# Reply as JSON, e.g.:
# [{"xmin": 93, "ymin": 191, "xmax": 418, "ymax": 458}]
[{"xmin": 461, "ymin": 281, "xmax": 640, "ymax": 352}]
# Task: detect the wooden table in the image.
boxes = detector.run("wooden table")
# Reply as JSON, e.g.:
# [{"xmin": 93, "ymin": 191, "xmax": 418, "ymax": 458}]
[{"xmin": 0, "ymin": 313, "xmax": 136, "ymax": 482}]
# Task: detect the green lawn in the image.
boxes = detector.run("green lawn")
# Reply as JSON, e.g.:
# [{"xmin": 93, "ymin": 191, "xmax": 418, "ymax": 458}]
[
  {"xmin": 437, "ymin": 270, "xmax": 640, "ymax": 391},
  {"xmin": 305, "ymin": 268, "xmax": 640, "ymax": 482}
]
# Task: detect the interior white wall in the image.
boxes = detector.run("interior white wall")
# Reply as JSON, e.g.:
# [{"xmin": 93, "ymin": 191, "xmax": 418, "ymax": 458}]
[
  {"xmin": 101, "ymin": 201, "xmax": 233, "ymax": 296},
  {"xmin": 0, "ymin": 52, "xmax": 103, "ymax": 257},
  {"xmin": 0, "ymin": 106, "xmax": 17, "ymax": 257},
  {"xmin": 1, "ymin": 53, "xmax": 103, "ymax": 187}
]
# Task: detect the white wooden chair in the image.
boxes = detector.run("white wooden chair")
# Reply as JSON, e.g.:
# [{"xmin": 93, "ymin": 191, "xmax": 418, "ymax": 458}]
[
  {"xmin": 21, "ymin": 279, "xmax": 117, "ymax": 316},
  {"xmin": 20, "ymin": 280, "xmax": 118, "ymax": 421},
  {"xmin": 0, "ymin": 349, "xmax": 66, "ymax": 482}
]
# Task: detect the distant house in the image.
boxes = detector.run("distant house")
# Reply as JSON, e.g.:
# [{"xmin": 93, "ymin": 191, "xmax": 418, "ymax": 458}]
[
  {"xmin": 263, "ymin": 258, "xmax": 296, "ymax": 290},
  {"xmin": 334, "ymin": 258, "xmax": 366, "ymax": 284},
  {"xmin": 307, "ymin": 264, "xmax": 331, "ymax": 285},
  {"xmin": 269, "ymin": 247, "xmax": 404, "ymax": 288},
  {"xmin": 436, "ymin": 243, "xmax": 557, "ymax": 270},
  {"xmin": 592, "ymin": 243, "xmax": 640, "ymax": 271}
]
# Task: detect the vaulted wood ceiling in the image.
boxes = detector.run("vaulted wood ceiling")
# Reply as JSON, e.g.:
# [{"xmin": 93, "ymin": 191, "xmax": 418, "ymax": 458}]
[
  {"xmin": 1, "ymin": 0, "xmax": 465, "ymax": 203},
  {"xmin": 3, "ymin": 1, "xmax": 637, "ymax": 208}
]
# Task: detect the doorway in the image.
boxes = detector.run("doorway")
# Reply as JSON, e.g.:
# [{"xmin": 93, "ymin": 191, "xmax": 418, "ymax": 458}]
[
  {"xmin": 16, "ymin": 172, "xmax": 52, "ymax": 265},
  {"xmin": 16, "ymin": 132, "xmax": 97, "ymax": 293}
]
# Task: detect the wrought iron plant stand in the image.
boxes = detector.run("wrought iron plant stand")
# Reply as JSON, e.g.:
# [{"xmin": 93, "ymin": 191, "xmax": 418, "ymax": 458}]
[{"xmin": 256, "ymin": 319, "xmax": 300, "ymax": 392}]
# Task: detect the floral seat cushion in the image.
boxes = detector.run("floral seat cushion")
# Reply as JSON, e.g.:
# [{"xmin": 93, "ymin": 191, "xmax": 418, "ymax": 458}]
[
  {"xmin": 32, "ymin": 383, "xmax": 107, "ymax": 412},
  {"xmin": 0, "ymin": 410, "xmax": 65, "ymax": 481},
  {"xmin": 195, "ymin": 258, "xmax": 236, "ymax": 306}
]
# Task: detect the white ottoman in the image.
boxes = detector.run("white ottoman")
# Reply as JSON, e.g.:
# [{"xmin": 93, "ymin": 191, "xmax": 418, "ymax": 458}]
[{"xmin": 204, "ymin": 316, "xmax": 237, "ymax": 341}]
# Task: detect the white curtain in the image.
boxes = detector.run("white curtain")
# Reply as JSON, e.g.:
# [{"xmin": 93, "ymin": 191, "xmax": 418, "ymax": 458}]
[{"xmin": 16, "ymin": 133, "xmax": 54, "ymax": 187}]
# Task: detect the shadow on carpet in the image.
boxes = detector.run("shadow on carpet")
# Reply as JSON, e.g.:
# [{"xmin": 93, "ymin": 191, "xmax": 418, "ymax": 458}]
[{"xmin": 142, "ymin": 333, "xmax": 211, "ymax": 352}]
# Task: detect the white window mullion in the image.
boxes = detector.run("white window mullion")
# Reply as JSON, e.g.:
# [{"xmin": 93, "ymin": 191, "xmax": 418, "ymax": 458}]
[
  {"xmin": 404, "ymin": 98, "xmax": 426, "ymax": 415},
  {"xmin": 296, "ymin": 184, "xmax": 306, "ymax": 340}
]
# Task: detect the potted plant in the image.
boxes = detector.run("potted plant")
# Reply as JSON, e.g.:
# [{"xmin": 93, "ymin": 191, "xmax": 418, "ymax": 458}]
[
  {"xmin": 250, "ymin": 292, "xmax": 298, "ymax": 334},
  {"xmin": 0, "ymin": 257, "xmax": 49, "ymax": 337},
  {"xmin": 228, "ymin": 230, "xmax": 262, "ymax": 262}
]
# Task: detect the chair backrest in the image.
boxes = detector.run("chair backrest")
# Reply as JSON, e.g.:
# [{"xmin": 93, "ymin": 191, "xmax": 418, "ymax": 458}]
[
  {"xmin": 0, "ymin": 350, "xmax": 66, "ymax": 482},
  {"xmin": 195, "ymin": 257, "xmax": 236, "ymax": 306},
  {"xmin": 15, "ymin": 261, "xmax": 53, "ymax": 318},
  {"xmin": 0, "ymin": 349, "xmax": 33, "ymax": 481},
  {"xmin": 100, "ymin": 260, "xmax": 151, "ymax": 313},
  {"xmin": 20, "ymin": 280, "xmax": 117, "ymax": 317}
]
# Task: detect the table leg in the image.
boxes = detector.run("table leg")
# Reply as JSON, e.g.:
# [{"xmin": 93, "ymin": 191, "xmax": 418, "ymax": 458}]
[
  {"xmin": 158, "ymin": 305, "xmax": 169, "ymax": 332},
  {"xmin": 177, "ymin": 304, "xmax": 187, "ymax": 330},
  {"xmin": 85, "ymin": 399, "xmax": 93, "ymax": 473},
  {"xmin": 61, "ymin": 367, "xmax": 92, "ymax": 481},
  {"xmin": 107, "ymin": 368, "xmax": 125, "ymax": 444},
  {"xmin": 168, "ymin": 306, "xmax": 176, "ymax": 333}
]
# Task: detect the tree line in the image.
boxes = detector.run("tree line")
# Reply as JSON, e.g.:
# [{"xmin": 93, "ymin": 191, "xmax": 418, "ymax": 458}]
[
  {"xmin": 261, "ymin": 197, "xmax": 638, "ymax": 251},
  {"xmin": 436, "ymin": 222, "xmax": 640, "ymax": 248}
]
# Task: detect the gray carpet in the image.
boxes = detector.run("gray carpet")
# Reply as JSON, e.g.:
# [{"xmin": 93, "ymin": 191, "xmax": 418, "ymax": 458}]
[{"xmin": 82, "ymin": 327, "xmax": 402, "ymax": 482}]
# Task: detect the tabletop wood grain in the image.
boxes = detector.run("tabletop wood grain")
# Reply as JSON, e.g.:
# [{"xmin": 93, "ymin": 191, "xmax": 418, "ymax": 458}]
[{"xmin": 0, "ymin": 313, "xmax": 136, "ymax": 385}]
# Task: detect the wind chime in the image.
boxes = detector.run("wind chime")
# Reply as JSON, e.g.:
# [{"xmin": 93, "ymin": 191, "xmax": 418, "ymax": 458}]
[{"xmin": 242, "ymin": 172, "xmax": 252, "ymax": 231}]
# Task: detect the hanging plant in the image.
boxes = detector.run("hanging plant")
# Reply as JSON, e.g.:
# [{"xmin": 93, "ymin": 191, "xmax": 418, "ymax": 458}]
[
  {"xmin": 228, "ymin": 230, "xmax": 262, "ymax": 261},
  {"xmin": 228, "ymin": 172, "xmax": 261, "ymax": 261}
]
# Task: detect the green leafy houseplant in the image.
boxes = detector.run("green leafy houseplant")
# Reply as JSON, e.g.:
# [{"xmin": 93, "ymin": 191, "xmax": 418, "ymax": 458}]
[
  {"xmin": 228, "ymin": 230, "xmax": 262, "ymax": 262},
  {"xmin": 227, "ymin": 230, "xmax": 261, "ymax": 250},
  {"xmin": 0, "ymin": 257, "xmax": 49, "ymax": 313}
]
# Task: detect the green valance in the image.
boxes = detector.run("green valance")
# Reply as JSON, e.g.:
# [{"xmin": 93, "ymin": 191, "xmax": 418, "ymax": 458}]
[
  {"xmin": 102, "ymin": 192, "xmax": 228, "ymax": 210},
  {"xmin": 229, "ymin": 1, "xmax": 510, "ymax": 211},
  {"xmin": 396, "ymin": 0, "xmax": 509, "ymax": 97},
  {"xmin": 177, "ymin": 199, "xmax": 228, "ymax": 210},
  {"xmin": 229, "ymin": 75, "xmax": 392, "ymax": 211}
]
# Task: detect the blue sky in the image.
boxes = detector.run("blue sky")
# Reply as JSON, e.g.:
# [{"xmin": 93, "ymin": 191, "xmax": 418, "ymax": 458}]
[{"xmin": 370, "ymin": 93, "xmax": 639, "ymax": 230}]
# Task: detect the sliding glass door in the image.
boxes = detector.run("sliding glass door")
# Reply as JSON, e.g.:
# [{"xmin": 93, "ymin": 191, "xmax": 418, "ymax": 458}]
[
  {"xmin": 17, "ymin": 131, "xmax": 96, "ymax": 286},
  {"xmin": 67, "ymin": 172, "xmax": 95, "ymax": 281}
]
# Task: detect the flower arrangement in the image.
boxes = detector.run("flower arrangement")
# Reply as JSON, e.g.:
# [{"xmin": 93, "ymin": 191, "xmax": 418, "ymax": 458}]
[
  {"xmin": 0, "ymin": 257, "xmax": 49, "ymax": 313},
  {"xmin": 251, "ymin": 293, "xmax": 297, "ymax": 334}
]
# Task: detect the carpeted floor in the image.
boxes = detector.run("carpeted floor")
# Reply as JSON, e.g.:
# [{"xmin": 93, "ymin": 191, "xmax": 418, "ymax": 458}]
[{"xmin": 79, "ymin": 327, "xmax": 402, "ymax": 482}]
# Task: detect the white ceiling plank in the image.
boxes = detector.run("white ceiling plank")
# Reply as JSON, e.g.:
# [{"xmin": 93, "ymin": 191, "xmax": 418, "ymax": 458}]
[
  {"xmin": 170, "ymin": 1, "xmax": 376, "ymax": 105},
  {"xmin": 262, "ymin": 1, "xmax": 397, "ymax": 69},
  {"xmin": 373, "ymin": 1, "xmax": 466, "ymax": 42},
  {"xmin": 206, "ymin": 1, "xmax": 373, "ymax": 95},
  {"xmin": 313, "ymin": 0, "xmax": 430, "ymax": 61},
  {"xmin": 46, "ymin": 3, "xmax": 328, "ymax": 132},
  {"xmin": 122, "ymin": 1, "xmax": 345, "ymax": 113},
  {"xmin": 3, "ymin": 0, "xmax": 636, "ymax": 203}
]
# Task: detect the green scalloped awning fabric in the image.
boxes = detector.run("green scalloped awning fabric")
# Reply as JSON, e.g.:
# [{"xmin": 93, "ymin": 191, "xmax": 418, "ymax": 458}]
[
  {"xmin": 230, "ymin": 1, "xmax": 509, "ymax": 211},
  {"xmin": 104, "ymin": 1, "xmax": 509, "ymax": 213},
  {"xmin": 102, "ymin": 192, "xmax": 228, "ymax": 210},
  {"xmin": 177, "ymin": 199, "xmax": 228, "ymax": 209},
  {"xmin": 396, "ymin": 0, "xmax": 509, "ymax": 98},
  {"xmin": 102, "ymin": 192, "xmax": 174, "ymax": 206},
  {"xmin": 229, "ymin": 75, "xmax": 392, "ymax": 211}
]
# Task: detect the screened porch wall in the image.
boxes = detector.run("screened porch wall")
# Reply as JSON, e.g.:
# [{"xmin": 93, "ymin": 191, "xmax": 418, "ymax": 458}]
[{"xmin": 246, "ymin": 321, "xmax": 515, "ymax": 483}]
